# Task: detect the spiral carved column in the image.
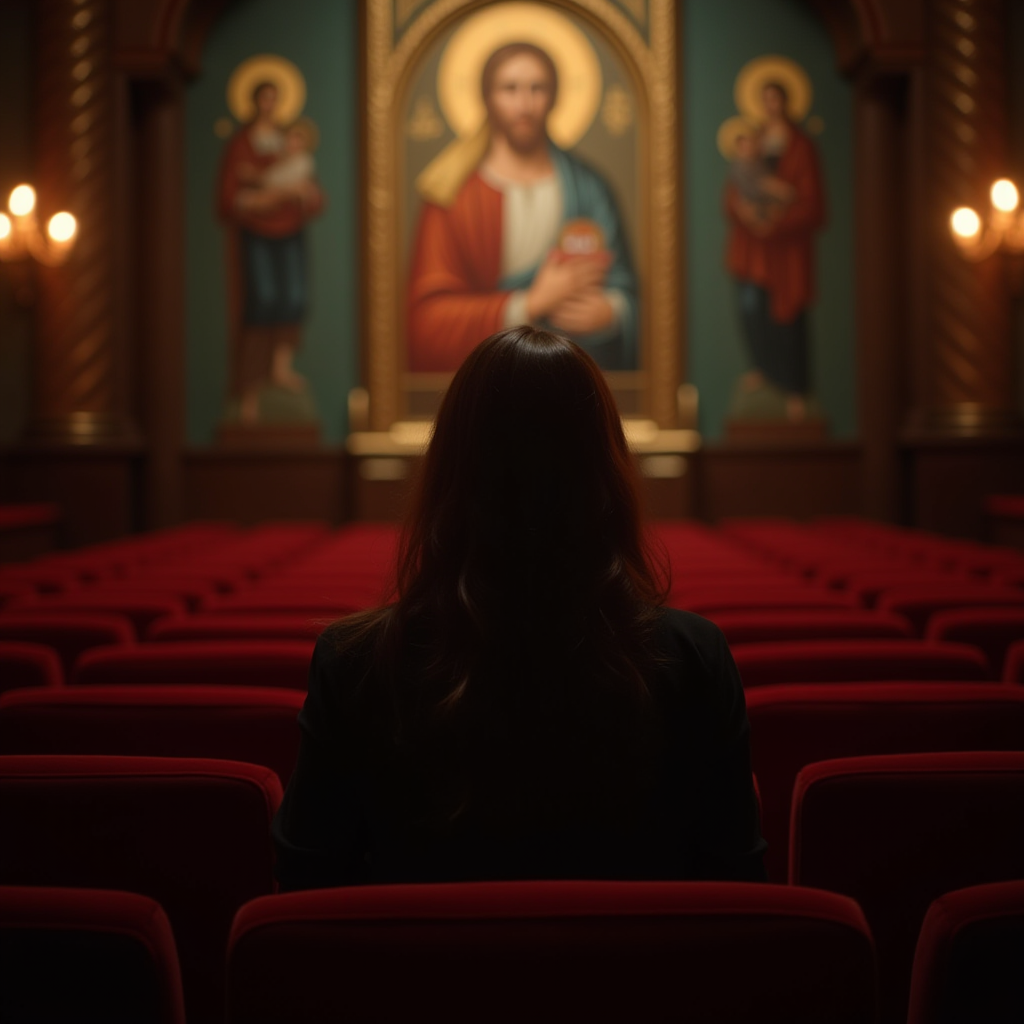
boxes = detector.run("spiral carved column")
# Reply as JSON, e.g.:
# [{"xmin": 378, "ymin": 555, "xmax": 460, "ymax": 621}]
[
  {"xmin": 30, "ymin": 0, "xmax": 128, "ymax": 442},
  {"xmin": 923, "ymin": 0, "xmax": 1015, "ymax": 432}
]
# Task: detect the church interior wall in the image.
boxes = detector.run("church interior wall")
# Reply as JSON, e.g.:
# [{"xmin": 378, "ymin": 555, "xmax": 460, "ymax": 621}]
[{"xmin": 0, "ymin": 0, "xmax": 1021, "ymax": 545}]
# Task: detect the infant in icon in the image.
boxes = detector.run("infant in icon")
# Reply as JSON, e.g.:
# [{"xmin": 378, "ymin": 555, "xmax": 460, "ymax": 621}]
[
  {"xmin": 730, "ymin": 125, "xmax": 795, "ymax": 226},
  {"xmin": 238, "ymin": 119, "xmax": 319, "ymax": 206}
]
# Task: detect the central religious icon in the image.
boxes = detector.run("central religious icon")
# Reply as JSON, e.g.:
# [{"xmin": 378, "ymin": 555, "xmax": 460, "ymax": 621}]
[{"xmin": 405, "ymin": 2, "xmax": 638, "ymax": 373}]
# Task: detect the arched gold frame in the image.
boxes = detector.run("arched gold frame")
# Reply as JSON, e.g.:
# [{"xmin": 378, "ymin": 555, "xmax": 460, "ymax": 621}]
[{"xmin": 362, "ymin": 0, "xmax": 681, "ymax": 432}]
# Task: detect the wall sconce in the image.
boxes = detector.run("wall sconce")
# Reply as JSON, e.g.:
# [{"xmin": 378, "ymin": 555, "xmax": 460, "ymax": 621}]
[
  {"xmin": 949, "ymin": 178, "xmax": 1024, "ymax": 262},
  {"xmin": 0, "ymin": 185, "xmax": 78, "ymax": 267}
]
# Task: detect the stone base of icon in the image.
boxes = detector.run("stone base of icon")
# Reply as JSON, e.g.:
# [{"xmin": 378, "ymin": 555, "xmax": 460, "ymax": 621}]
[
  {"xmin": 725, "ymin": 378, "xmax": 828, "ymax": 443},
  {"xmin": 217, "ymin": 384, "xmax": 322, "ymax": 448}
]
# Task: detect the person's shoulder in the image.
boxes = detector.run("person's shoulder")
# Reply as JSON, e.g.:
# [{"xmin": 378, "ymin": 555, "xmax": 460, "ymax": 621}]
[
  {"xmin": 310, "ymin": 610, "xmax": 389, "ymax": 699},
  {"xmin": 653, "ymin": 606, "xmax": 730, "ymax": 669}
]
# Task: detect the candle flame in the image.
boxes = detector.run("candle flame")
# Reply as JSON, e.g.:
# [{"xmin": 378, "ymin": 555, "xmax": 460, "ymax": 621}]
[
  {"xmin": 9, "ymin": 184, "xmax": 36, "ymax": 217},
  {"xmin": 47, "ymin": 212, "xmax": 77, "ymax": 243},
  {"xmin": 991, "ymin": 179, "xmax": 1019, "ymax": 213},
  {"xmin": 950, "ymin": 207, "xmax": 981, "ymax": 239}
]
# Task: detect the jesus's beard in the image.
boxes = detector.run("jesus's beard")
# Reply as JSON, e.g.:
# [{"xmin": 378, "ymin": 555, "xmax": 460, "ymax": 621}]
[{"xmin": 493, "ymin": 117, "xmax": 548, "ymax": 156}]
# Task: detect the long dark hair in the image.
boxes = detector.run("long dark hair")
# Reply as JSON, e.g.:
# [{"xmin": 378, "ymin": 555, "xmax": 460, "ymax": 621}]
[{"xmin": 335, "ymin": 327, "xmax": 669, "ymax": 835}]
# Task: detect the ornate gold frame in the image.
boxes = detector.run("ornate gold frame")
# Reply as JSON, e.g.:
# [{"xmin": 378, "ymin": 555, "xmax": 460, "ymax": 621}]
[{"xmin": 361, "ymin": 0, "xmax": 682, "ymax": 432}]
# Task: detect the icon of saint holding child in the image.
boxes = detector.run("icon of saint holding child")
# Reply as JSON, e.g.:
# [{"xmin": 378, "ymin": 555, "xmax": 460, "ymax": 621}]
[
  {"xmin": 720, "ymin": 56, "xmax": 826, "ymax": 424},
  {"xmin": 217, "ymin": 55, "xmax": 325, "ymax": 426}
]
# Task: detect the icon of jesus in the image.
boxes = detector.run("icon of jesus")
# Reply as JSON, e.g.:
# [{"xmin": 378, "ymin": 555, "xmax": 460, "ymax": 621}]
[{"xmin": 406, "ymin": 40, "xmax": 638, "ymax": 372}]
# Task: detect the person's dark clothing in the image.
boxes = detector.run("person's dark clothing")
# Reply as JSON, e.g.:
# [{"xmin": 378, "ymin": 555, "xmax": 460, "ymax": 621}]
[{"xmin": 272, "ymin": 607, "xmax": 766, "ymax": 889}]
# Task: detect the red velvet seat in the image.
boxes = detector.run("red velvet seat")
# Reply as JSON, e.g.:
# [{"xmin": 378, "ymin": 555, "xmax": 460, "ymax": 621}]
[
  {"xmin": 925, "ymin": 607, "xmax": 1024, "ymax": 678},
  {"xmin": 874, "ymin": 584, "xmax": 1024, "ymax": 634},
  {"xmin": 1005, "ymin": 640, "xmax": 1024, "ymax": 684},
  {"xmin": 6, "ymin": 592, "xmax": 186, "ymax": 633},
  {"xmin": 790, "ymin": 751, "xmax": 1024, "ymax": 1024},
  {"xmin": 0, "ymin": 641, "xmax": 63, "ymax": 694},
  {"xmin": 0, "ymin": 685, "xmax": 304, "ymax": 784},
  {"xmin": 227, "ymin": 882, "xmax": 877, "ymax": 1024},
  {"xmin": 0, "ymin": 755, "xmax": 282, "ymax": 1024},
  {"xmin": 747, "ymin": 683, "xmax": 1024, "ymax": 882},
  {"xmin": 711, "ymin": 608, "xmax": 913, "ymax": 644},
  {"xmin": 675, "ymin": 585, "xmax": 858, "ymax": 616},
  {"xmin": 72, "ymin": 640, "xmax": 313, "ymax": 689},
  {"xmin": 0, "ymin": 612, "xmax": 135, "ymax": 676},
  {"xmin": 908, "ymin": 880, "xmax": 1024, "ymax": 1024},
  {"xmin": 148, "ymin": 612, "xmax": 324, "ymax": 642},
  {"xmin": 732, "ymin": 639, "xmax": 991, "ymax": 686},
  {"xmin": 199, "ymin": 591, "xmax": 374, "ymax": 616},
  {"xmin": 0, "ymin": 885, "xmax": 186, "ymax": 1024}
]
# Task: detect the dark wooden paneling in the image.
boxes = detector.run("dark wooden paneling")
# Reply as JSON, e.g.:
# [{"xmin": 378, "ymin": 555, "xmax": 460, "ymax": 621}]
[
  {"xmin": 694, "ymin": 443, "xmax": 863, "ymax": 522},
  {"xmin": 182, "ymin": 448, "xmax": 346, "ymax": 524},
  {"xmin": 907, "ymin": 437, "xmax": 1024, "ymax": 539},
  {"xmin": 0, "ymin": 445, "xmax": 142, "ymax": 546},
  {"xmin": 346, "ymin": 457, "xmax": 418, "ymax": 522}
]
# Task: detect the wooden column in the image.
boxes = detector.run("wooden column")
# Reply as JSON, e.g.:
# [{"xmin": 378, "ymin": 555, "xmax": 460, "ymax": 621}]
[
  {"xmin": 855, "ymin": 73, "xmax": 909, "ymax": 521},
  {"xmin": 919, "ymin": 0, "xmax": 1016, "ymax": 432},
  {"xmin": 31, "ymin": 0, "xmax": 135, "ymax": 443},
  {"xmin": 135, "ymin": 78, "xmax": 185, "ymax": 527}
]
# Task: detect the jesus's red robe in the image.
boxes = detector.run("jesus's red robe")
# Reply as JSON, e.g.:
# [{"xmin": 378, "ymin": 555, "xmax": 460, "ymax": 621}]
[{"xmin": 406, "ymin": 172, "xmax": 512, "ymax": 373}]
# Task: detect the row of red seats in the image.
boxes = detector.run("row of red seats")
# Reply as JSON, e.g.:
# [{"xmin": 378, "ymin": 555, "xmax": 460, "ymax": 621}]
[
  {"xmin": 3, "ymin": 681, "xmax": 1022, "ymax": 883},
  {"xmin": 1, "ymin": 751, "xmax": 1020, "ymax": 1023},
  {"xmin": 5, "ymin": 878, "xmax": 1021, "ymax": 1024},
  {"xmin": 5, "ymin": 632, "xmax": 1023, "ymax": 697}
]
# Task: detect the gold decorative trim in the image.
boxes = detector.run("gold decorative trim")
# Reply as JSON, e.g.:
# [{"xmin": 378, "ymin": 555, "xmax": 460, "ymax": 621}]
[{"xmin": 363, "ymin": 0, "xmax": 682, "ymax": 430}]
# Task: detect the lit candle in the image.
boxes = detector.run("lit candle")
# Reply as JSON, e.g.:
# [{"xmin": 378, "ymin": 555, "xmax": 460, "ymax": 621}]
[
  {"xmin": 950, "ymin": 206, "xmax": 981, "ymax": 241},
  {"xmin": 990, "ymin": 178, "xmax": 1019, "ymax": 214},
  {"xmin": 46, "ymin": 211, "xmax": 77, "ymax": 263},
  {"xmin": 8, "ymin": 184, "xmax": 36, "ymax": 219},
  {"xmin": 0, "ymin": 212, "xmax": 12, "ymax": 259}
]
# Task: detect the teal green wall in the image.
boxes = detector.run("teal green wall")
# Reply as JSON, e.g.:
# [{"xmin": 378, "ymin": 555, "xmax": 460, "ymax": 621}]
[
  {"xmin": 185, "ymin": 0, "xmax": 358, "ymax": 445},
  {"xmin": 684, "ymin": 0, "xmax": 856, "ymax": 439},
  {"xmin": 0, "ymin": 0, "xmax": 34, "ymax": 444},
  {"xmin": 184, "ymin": 0, "xmax": 854, "ymax": 444}
]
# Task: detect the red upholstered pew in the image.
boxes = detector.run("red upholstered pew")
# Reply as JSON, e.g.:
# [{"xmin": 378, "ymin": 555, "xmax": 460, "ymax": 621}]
[{"xmin": 227, "ymin": 881, "xmax": 876, "ymax": 1024}]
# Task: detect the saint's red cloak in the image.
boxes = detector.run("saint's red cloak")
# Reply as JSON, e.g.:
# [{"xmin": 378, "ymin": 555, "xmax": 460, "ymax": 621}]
[
  {"xmin": 215, "ymin": 127, "xmax": 325, "ymax": 395},
  {"xmin": 724, "ymin": 126, "xmax": 826, "ymax": 325},
  {"xmin": 406, "ymin": 171, "xmax": 510, "ymax": 373}
]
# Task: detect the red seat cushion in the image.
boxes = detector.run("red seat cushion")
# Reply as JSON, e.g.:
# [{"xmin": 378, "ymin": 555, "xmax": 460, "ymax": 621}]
[
  {"xmin": 0, "ymin": 613, "xmax": 135, "ymax": 676},
  {"xmin": 227, "ymin": 881, "xmax": 876, "ymax": 1024},
  {"xmin": 6, "ymin": 593, "xmax": 185, "ymax": 633},
  {"xmin": 0, "ymin": 641, "xmax": 63, "ymax": 694},
  {"xmin": 908, "ymin": 880, "xmax": 1024, "ymax": 1024},
  {"xmin": 732, "ymin": 640, "xmax": 991, "ymax": 686},
  {"xmin": 0, "ymin": 885, "xmax": 185, "ymax": 1024},
  {"xmin": 0, "ymin": 685, "xmax": 304, "ymax": 785},
  {"xmin": 790, "ymin": 751, "xmax": 1024, "ymax": 1024},
  {"xmin": 0, "ymin": 755, "xmax": 282, "ymax": 1024},
  {"xmin": 147, "ymin": 613, "xmax": 324, "ymax": 642},
  {"xmin": 711, "ymin": 608, "xmax": 913, "ymax": 644},
  {"xmin": 1005, "ymin": 640, "xmax": 1024, "ymax": 684},
  {"xmin": 926, "ymin": 607, "xmax": 1024, "ymax": 677},
  {"xmin": 875, "ymin": 585, "xmax": 1024, "ymax": 634},
  {"xmin": 747, "ymin": 683, "xmax": 1024, "ymax": 882},
  {"xmin": 72, "ymin": 640, "xmax": 313, "ymax": 689}
]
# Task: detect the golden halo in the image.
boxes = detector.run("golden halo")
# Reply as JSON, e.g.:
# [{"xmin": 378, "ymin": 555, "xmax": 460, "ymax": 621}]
[
  {"xmin": 717, "ymin": 115, "xmax": 760, "ymax": 161},
  {"xmin": 734, "ymin": 55, "xmax": 812, "ymax": 124},
  {"xmin": 227, "ymin": 54, "xmax": 306, "ymax": 126},
  {"xmin": 437, "ymin": 1, "xmax": 602, "ymax": 149}
]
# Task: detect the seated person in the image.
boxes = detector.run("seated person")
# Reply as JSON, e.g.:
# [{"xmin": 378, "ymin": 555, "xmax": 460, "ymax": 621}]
[{"xmin": 273, "ymin": 326, "xmax": 766, "ymax": 887}]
